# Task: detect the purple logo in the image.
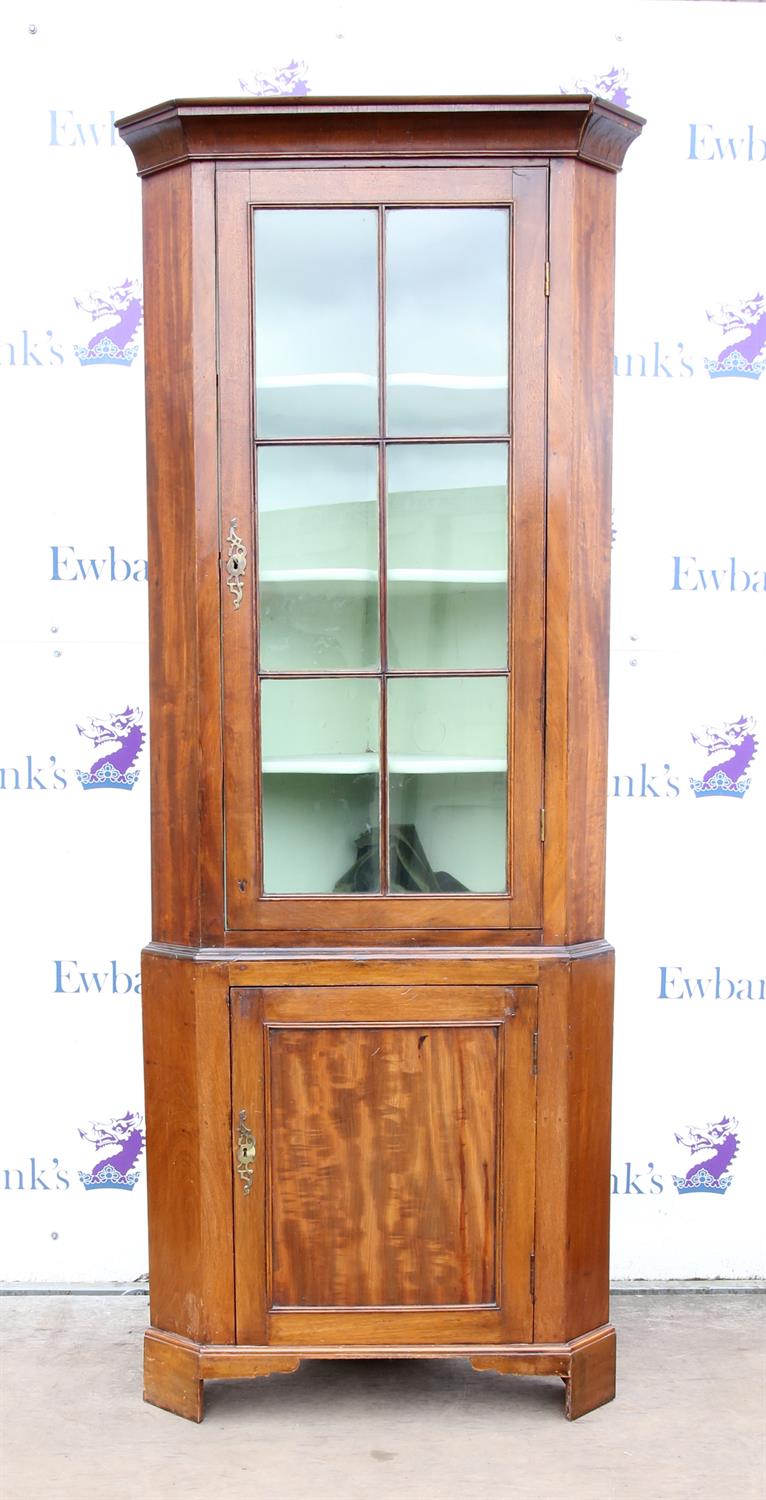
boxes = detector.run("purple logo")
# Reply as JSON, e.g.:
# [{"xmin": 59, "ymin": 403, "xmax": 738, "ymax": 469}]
[
  {"xmin": 239, "ymin": 60, "xmax": 310, "ymax": 97},
  {"xmin": 704, "ymin": 293, "xmax": 766, "ymax": 379},
  {"xmin": 689, "ymin": 716, "xmax": 758, "ymax": 799},
  {"xmin": 564, "ymin": 67, "xmax": 631, "ymax": 109},
  {"xmin": 673, "ymin": 1117, "xmax": 739, "ymax": 1196},
  {"xmin": 76, "ymin": 706, "xmax": 144, "ymax": 791},
  {"xmin": 73, "ymin": 279, "xmax": 143, "ymax": 367},
  {"xmin": 77, "ymin": 1112, "xmax": 145, "ymax": 1191}
]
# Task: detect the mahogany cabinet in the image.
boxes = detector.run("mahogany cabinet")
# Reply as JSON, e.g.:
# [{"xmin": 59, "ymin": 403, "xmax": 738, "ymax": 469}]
[{"xmin": 118, "ymin": 95, "xmax": 643, "ymax": 1422}]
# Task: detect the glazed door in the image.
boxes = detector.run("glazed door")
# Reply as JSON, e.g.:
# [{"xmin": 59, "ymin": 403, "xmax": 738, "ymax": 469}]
[
  {"xmin": 231, "ymin": 985, "xmax": 537, "ymax": 1345},
  {"xmin": 219, "ymin": 164, "xmax": 547, "ymax": 936}
]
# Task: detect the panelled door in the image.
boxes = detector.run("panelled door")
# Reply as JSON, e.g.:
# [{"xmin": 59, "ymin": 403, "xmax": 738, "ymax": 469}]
[
  {"xmin": 219, "ymin": 164, "xmax": 548, "ymax": 936},
  {"xmin": 231, "ymin": 985, "xmax": 537, "ymax": 1345}
]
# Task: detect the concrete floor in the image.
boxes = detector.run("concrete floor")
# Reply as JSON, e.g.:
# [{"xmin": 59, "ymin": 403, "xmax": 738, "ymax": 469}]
[{"xmin": 1, "ymin": 1295, "xmax": 764, "ymax": 1500}]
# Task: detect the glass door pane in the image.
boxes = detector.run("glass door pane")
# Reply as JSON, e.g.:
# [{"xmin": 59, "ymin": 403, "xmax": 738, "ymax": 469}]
[
  {"xmin": 386, "ymin": 443, "xmax": 508, "ymax": 670},
  {"xmin": 258, "ymin": 446, "xmax": 379, "ymax": 671},
  {"xmin": 254, "ymin": 209, "xmax": 379, "ymax": 437},
  {"xmin": 261, "ymin": 678, "xmax": 380, "ymax": 893},
  {"xmin": 385, "ymin": 209, "xmax": 509, "ymax": 436},
  {"xmin": 387, "ymin": 677, "xmax": 508, "ymax": 894}
]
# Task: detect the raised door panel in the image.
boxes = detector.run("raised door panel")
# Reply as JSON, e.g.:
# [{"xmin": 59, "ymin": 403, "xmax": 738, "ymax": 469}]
[{"xmin": 232, "ymin": 985, "xmax": 537, "ymax": 1346}]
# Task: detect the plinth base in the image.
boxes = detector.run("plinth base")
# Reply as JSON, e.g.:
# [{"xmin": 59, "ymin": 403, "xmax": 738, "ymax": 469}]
[{"xmin": 144, "ymin": 1322, "xmax": 616, "ymax": 1423}]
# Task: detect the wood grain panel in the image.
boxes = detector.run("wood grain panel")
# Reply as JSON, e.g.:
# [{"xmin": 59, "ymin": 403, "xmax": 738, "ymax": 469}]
[
  {"xmin": 232, "ymin": 982, "xmax": 536, "ymax": 1345},
  {"xmin": 246, "ymin": 165, "xmax": 517, "ymax": 204},
  {"xmin": 222, "ymin": 927, "xmax": 543, "ymax": 949},
  {"xmin": 261, "ymin": 984, "xmax": 512, "ymax": 1023},
  {"xmin": 267, "ymin": 1023, "xmax": 499, "ymax": 1308},
  {"xmin": 231, "ymin": 988, "xmax": 268, "ymax": 1343},
  {"xmin": 506, "ymin": 165, "xmax": 547, "ymax": 927},
  {"xmin": 544, "ymin": 160, "xmax": 618, "ymax": 945},
  {"xmin": 267, "ymin": 1308, "xmax": 507, "ymax": 1346},
  {"xmin": 226, "ymin": 950, "xmax": 547, "ymax": 986},
  {"xmin": 563, "ymin": 948, "xmax": 614, "ymax": 1339},
  {"xmin": 142, "ymin": 163, "xmax": 222, "ymax": 945},
  {"xmin": 142, "ymin": 952, "xmax": 234, "ymax": 1343},
  {"xmin": 218, "ymin": 168, "xmax": 259, "ymax": 932},
  {"xmin": 533, "ymin": 949, "xmax": 614, "ymax": 1342}
]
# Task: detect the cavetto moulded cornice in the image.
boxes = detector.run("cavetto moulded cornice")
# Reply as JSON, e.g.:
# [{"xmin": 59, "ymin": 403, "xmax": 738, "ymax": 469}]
[{"xmin": 116, "ymin": 95, "xmax": 645, "ymax": 176}]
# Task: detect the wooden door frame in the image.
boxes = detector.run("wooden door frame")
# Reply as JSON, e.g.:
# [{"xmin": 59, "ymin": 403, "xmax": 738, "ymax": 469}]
[
  {"xmin": 231, "ymin": 983, "xmax": 537, "ymax": 1346},
  {"xmin": 218, "ymin": 163, "xmax": 547, "ymax": 935}
]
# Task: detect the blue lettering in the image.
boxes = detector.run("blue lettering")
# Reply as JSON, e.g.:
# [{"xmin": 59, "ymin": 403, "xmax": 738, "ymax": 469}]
[
  {"xmin": 54, "ymin": 960, "xmax": 79, "ymax": 994},
  {"xmin": 51, "ymin": 546, "xmax": 76, "ymax": 581},
  {"xmin": 29, "ymin": 1157, "xmax": 51, "ymax": 1190},
  {"xmin": 77, "ymin": 557, "xmax": 106, "ymax": 582},
  {"xmin": 688, "ymin": 123, "xmax": 715, "ymax": 162},
  {"xmin": 22, "ymin": 331, "xmax": 42, "ymax": 368},
  {"xmin": 731, "ymin": 559, "xmax": 751, "ymax": 592},
  {"xmin": 653, "ymin": 341, "xmax": 673, "ymax": 378},
  {"xmin": 683, "ymin": 976, "xmax": 709, "ymax": 1000},
  {"xmin": 612, "ymin": 773, "xmax": 635, "ymax": 798},
  {"xmin": 50, "ymin": 109, "xmax": 118, "ymax": 147},
  {"xmin": 50, "ymin": 109, "xmax": 76, "ymax": 146},
  {"xmin": 672, "ymin": 556, "xmax": 696, "ymax": 590},
  {"xmin": 747, "ymin": 125, "xmax": 766, "ymax": 162},
  {"xmin": 714, "ymin": 967, "xmax": 735, "ymax": 1000},
  {"xmin": 639, "ymin": 763, "xmax": 659, "ymax": 798},
  {"xmin": 658, "ymin": 966, "xmax": 683, "ymax": 1000},
  {"xmin": 715, "ymin": 135, "xmax": 740, "ymax": 162},
  {"xmin": 77, "ymin": 968, "xmax": 108, "ymax": 994}
]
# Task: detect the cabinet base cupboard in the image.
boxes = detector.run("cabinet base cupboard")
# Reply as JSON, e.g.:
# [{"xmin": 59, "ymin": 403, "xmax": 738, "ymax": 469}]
[{"xmin": 118, "ymin": 96, "xmax": 644, "ymax": 1422}]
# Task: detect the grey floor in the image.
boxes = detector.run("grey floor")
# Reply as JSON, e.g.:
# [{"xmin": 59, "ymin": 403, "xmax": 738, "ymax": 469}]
[{"xmin": 1, "ymin": 1294, "xmax": 764, "ymax": 1500}]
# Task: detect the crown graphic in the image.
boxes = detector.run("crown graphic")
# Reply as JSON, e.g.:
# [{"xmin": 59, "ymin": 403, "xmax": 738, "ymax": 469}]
[
  {"xmin": 689, "ymin": 770, "xmax": 751, "ymax": 799},
  {"xmin": 78, "ymin": 1165, "xmax": 141, "ymax": 1192},
  {"xmin": 76, "ymin": 763, "xmax": 140, "ymax": 791},
  {"xmin": 673, "ymin": 1169, "xmax": 733, "ymax": 1196},
  {"xmin": 704, "ymin": 351, "xmax": 766, "ymax": 381},
  {"xmin": 74, "ymin": 336, "xmax": 139, "ymax": 368}
]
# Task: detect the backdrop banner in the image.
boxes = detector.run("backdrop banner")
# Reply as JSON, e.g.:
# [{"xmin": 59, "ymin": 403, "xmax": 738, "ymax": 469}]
[{"xmin": 0, "ymin": 0, "xmax": 763, "ymax": 1281}]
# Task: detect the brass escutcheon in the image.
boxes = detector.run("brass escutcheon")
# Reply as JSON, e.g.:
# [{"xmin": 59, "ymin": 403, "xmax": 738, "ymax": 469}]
[
  {"xmin": 225, "ymin": 518, "xmax": 247, "ymax": 609},
  {"xmin": 236, "ymin": 1108, "xmax": 256, "ymax": 1195}
]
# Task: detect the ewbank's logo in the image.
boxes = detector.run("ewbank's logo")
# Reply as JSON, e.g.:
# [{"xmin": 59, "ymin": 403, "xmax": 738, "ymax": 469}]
[
  {"xmin": 615, "ymin": 296, "xmax": 765, "ymax": 379},
  {"xmin": 239, "ymin": 60, "xmax": 310, "ymax": 96},
  {"xmin": 704, "ymin": 294, "xmax": 766, "ymax": 379},
  {"xmin": 78, "ymin": 1113, "xmax": 145, "ymax": 1191},
  {"xmin": 73, "ymin": 279, "xmax": 143, "ymax": 367},
  {"xmin": 561, "ymin": 67, "xmax": 631, "ymax": 108},
  {"xmin": 673, "ymin": 1117, "xmax": 739, "ymax": 1196},
  {"xmin": 689, "ymin": 717, "xmax": 758, "ymax": 799},
  {"xmin": 76, "ymin": 707, "xmax": 144, "ymax": 790}
]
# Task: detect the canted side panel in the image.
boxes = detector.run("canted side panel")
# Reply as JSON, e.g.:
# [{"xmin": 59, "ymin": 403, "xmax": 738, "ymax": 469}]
[
  {"xmin": 544, "ymin": 160, "xmax": 617, "ymax": 946},
  {"xmin": 142, "ymin": 162, "xmax": 221, "ymax": 945},
  {"xmin": 564, "ymin": 949, "xmax": 614, "ymax": 1338},
  {"xmin": 142, "ymin": 953, "xmax": 234, "ymax": 1343},
  {"xmin": 533, "ymin": 951, "xmax": 614, "ymax": 1342},
  {"xmin": 268, "ymin": 1024, "xmax": 499, "ymax": 1308}
]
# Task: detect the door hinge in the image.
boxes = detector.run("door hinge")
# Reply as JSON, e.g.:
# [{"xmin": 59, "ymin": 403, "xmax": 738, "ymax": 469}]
[
  {"xmin": 531, "ymin": 1030, "xmax": 539, "ymax": 1076},
  {"xmin": 529, "ymin": 1252, "xmax": 536, "ymax": 1302},
  {"xmin": 540, "ymin": 806, "xmax": 545, "ymax": 842},
  {"xmin": 544, "ymin": 260, "xmax": 550, "ymax": 297}
]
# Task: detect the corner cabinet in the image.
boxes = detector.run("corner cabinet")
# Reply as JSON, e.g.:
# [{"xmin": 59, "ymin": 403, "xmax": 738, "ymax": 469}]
[{"xmin": 118, "ymin": 95, "xmax": 643, "ymax": 1423}]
